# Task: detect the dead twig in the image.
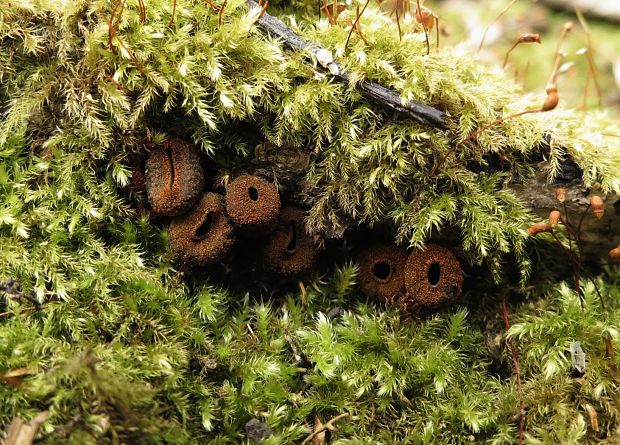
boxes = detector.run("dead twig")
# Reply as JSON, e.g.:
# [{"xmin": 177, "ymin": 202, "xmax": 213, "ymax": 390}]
[
  {"xmin": 300, "ymin": 413, "xmax": 350, "ymax": 445},
  {"xmin": 0, "ymin": 279, "xmax": 41, "ymax": 308},
  {"xmin": 246, "ymin": 0, "xmax": 447, "ymax": 129}
]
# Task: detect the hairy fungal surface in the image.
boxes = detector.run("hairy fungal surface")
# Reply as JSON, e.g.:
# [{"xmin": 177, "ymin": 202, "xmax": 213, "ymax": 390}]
[
  {"xmin": 403, "ymin": 244, "xmax": 464, "ymax": 309},
  {"xmin": 145, "ymin": 138, "xmax": 204, "ymax": 216},
  {"xmin": 262, "ymin": 206, "xmax": 318, "ymax": 276},
  {"xmin": 169, "ymin": 192, "xmax": 235, "ymax": 265},
  {"xmin": 225, "ymin": 175, "xmax": 281, "ymax": 236},
  {"xmin": 357, "ymin": 244, "xmax": 407, "ymax": 304}
]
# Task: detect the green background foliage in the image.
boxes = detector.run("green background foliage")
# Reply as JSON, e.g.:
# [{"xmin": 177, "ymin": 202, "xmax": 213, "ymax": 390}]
[{"xmin": 1, "ymin": 0, "xmax": 620, "ymax": 443}]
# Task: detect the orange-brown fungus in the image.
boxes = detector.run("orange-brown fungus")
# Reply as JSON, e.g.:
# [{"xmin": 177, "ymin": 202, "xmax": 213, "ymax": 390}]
[
  {"xmin": 262, "ymin": 206, "xmax": 318, "ymax": 276},
  {"xmin": 357, "ymin": 244, "xmax": 407, "ymax": 305},
  {"xmin": 169, "ymin": 192, "xmax": 235, "ymax": 265},
  {"xmin": 403, "ymin": 244, "xmax": 463, "ymax": 310},
  {"xmin": 225, "ymin": 174, "xmax": 281, "ymax": 236},
  {"xmin": 145, "ymin": 138, "xmax": 204, "ymax": 216}
]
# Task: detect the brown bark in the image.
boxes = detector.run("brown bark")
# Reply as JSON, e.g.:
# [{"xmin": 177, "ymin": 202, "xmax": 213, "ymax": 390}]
[{"xmin": 510, "ymin": 160, "xmax": 620, "ymax": 262}]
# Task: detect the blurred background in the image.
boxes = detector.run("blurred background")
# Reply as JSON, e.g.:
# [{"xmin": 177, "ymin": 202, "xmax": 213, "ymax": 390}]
[{"xmin": 417, "ymin": 0, "xmax": 620, "ymax": 114}]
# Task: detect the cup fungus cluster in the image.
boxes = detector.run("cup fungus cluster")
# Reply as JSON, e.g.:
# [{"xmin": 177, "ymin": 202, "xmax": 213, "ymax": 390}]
[
  {"xmin": 141, "ymin": 137, "xmax": 467, "ymax": 311},
  {"xmin": 143, "ymin": 139, "xmax": 319, "ymax": 275},
  {"xmin": 357, "ymin": 243, "xmax": 464, "ymax": 313}
]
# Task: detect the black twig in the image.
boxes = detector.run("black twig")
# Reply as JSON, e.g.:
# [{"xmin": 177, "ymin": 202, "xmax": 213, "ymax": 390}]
[
  {"xmin": 0, "ymin": 279, "xmax": 41, "ymax": 309},
  {"xmin": 246, "ymin": 0, "xmax": 447, "ymax": 129}
]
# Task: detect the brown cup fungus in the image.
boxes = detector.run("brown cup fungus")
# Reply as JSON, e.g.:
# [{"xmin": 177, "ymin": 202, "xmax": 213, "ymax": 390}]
[
  {"xmin": 225, "ymin": 175, "xmax": 281, "ymax": 236},
  {"xmin": 145, "ymin": 138, "xmax": 204, "ymax": 216},
  {"xmin": 169, "ymin": 192, "xmax": 235, "ymax": 266},
  {"xmin": 262, "ymin": 206, "xmax": 318, "ymax": 276},
  {"xmin": 403, "ymin": 244, "xmax": 463, "ymax": 310},
  {"xmin": 357, "ymin": 244, "xmax": 407, "ymax": 304}
]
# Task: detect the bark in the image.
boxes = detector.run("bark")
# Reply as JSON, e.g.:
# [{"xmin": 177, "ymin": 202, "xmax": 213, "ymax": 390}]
[{"xmin": 509, "ymin": 159, "xmax": 620, "ymax": 262}]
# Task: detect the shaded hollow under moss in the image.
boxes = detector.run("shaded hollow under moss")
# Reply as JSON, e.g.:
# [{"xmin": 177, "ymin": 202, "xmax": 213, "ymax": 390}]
[
  {"xmin": 225, "ymin": 175, "xmax": 281, "ymax": 236},
  {"xmin": 168, "ymin": 192, "xmax": 235, "ymax": 266},
  {"xmin": 145, "ymin": 138, "xmax": 204, "ymax": 216},
  {"xmin": 357, "ymin": 244, "xmax": 407, "ymax": 305},
  {"xmin": 262, "ymin": 206, "xmax": 318, "ymax": 276},
  {"xmin": 403, "ymin": 244, "xmax": 464, "ymax": 310}
]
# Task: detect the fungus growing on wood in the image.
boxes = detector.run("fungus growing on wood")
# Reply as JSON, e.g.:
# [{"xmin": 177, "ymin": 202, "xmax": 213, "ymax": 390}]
[
  {"xmin": 403, "ymin": 244, "xmax": 464, "ymax": 310},
  {"xmin": 225, "ymin": 174, "xmax": 281, "ymax": 236},
  {"xmin": 262, "ymin": 206, "xmax": 318, "ymax": 276},
  {"xmin": 169, "ymin": 192, "xmax": 235, "ymax": 265},
  {"xmin": 145, "ymin": 138, "xmax": 204, "ymax": 216},
  {"xmin": 357, "ymin": 244, "xmax": 406, "ymax": 304}
]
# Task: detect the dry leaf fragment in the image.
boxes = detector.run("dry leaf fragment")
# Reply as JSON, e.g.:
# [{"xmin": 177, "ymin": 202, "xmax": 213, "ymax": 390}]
[
  {"xmin": 584, "ymin": 403, "xmax": 599, "ymax": 432},
  {"xmin": 5, "ymin": 411, "xmax": 49, "ymax": 445},
  {"xmin": 570, "ymin": 340, "xmax": 587, "ymax": 373},
  {"xmin": 0, "ymin": 368, "xmax": 39, "ymax": 388},
  {"xmin": 312, "ymin": 416, "xmax": 327, "ymax": 445}
]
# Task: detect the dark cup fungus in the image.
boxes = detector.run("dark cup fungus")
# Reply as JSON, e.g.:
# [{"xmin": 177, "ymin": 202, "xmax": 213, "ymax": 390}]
[
  {"xmin": 262, "ymin": 206, "xmax": 318, "ymax": 276},
  {"xmin": 357, "ymin": 244, "xmax": 407, "ymax": 304},
  {"xmin": 225, "ymin": 175, "xmax": 281, "ymax": 236},
  {"xmin": 169, "ymin": 192, "xmax": 235, "ymax": 266},
  {"xmin": 145, "ymin": 138, "xmax": 204, "ymax": 216},
  {"xmin": 403, "ymin": 244, "xmax": 463, "ymax": 310}
]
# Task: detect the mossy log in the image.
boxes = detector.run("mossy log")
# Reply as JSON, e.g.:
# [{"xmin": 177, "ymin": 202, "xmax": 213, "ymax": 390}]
[
  {"xmin": 246, "ymin": 139, "xmax": 619, "ymax": 262},
  {"xmin": 510, "ymin": 157, "xmax": 620, "ymax": 261},
  {"xmin": 241, "ymin": 3, "xmax": 620, "ymax": 263}
]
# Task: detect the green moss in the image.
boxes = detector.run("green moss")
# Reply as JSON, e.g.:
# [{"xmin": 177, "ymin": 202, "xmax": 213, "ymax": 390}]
[{"xmin": 1, "ymin": 0, "xmax": 620, "ymax": 443}]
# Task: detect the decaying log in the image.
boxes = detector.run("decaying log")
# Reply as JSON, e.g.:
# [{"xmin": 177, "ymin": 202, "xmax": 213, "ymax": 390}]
[
  {"xmin": 241, "ymin": 6, "xmax": 619, "ymax": 259},
  {"xmin": 246, "ymin": 0, "xmax": 448, "ymax": 130},
  {"xmin": 509, "ymin": 158, "xmax": 620, "ymax": 262},
  {"xmin": 537, "ymin": 0, "xmax": 620, "ymax": 25},
  {"xmin": 246, "ymin": 140, "xmax": 619, "ymax": 261}
]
